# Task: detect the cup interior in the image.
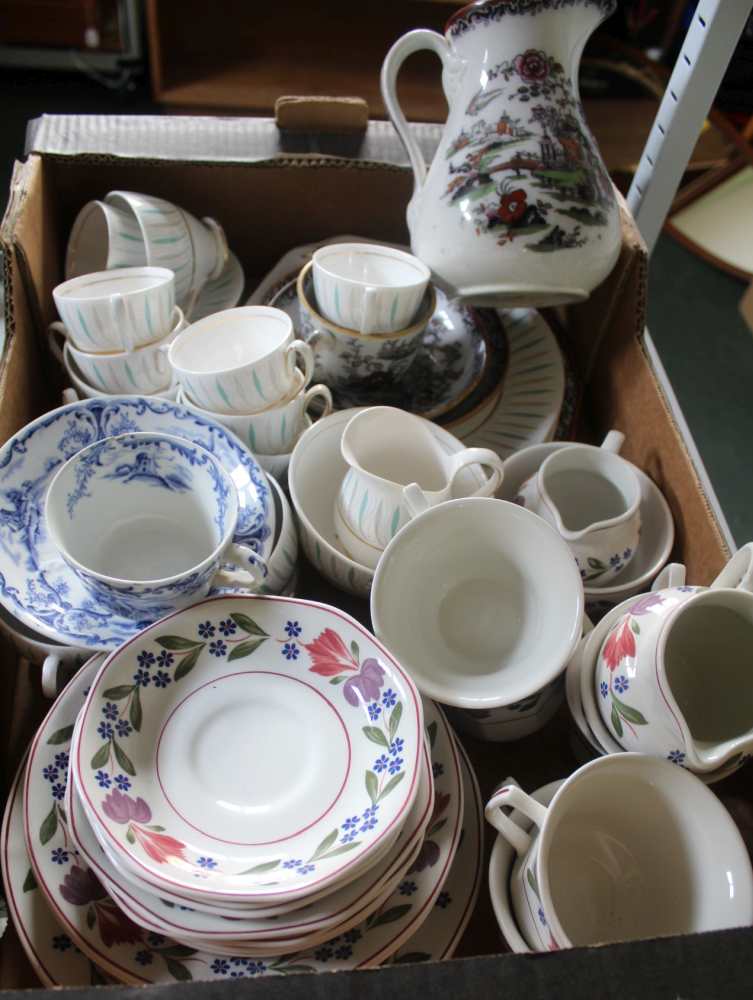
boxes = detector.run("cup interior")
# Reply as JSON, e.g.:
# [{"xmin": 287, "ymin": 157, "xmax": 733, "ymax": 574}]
[
  {"xmin": 373, "ymin": 498, "xmax": 583, "ymax": 705},
  {"xmin": 170, "ymin": 309, "xmax": 291, "ymax": 374},
  {"xmin": 541, "ymin": 448, "xmax": 640, "ymax": 531},
  {"xmin": 664, "ymin": 589, "xmax": 753, "ymax": 742},
  {"xmin": 542, "ymin": 756, "xmax": 753, "ymax": 945},
  {"xmin": 314, "ymin": 244, "xmax": 429, "ymax": 290},
  {"xmin": 67, "ymin": 202, "xmax": 111, "ymax": 276},
  {"xmin": 46, "ymin": 433, "xmax": 234, "ymax": 584}
]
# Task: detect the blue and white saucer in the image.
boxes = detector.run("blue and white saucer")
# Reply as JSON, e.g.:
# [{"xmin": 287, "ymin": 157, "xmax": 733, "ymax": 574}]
[{"xmin": 0, "ymin": 397, "xmax": 275, "ymax": 650}]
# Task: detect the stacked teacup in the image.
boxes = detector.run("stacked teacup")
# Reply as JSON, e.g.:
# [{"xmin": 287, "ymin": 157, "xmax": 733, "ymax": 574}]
[
  {"xmin": 169, "ymin": 305, "xmax": 332, "ymax": 478},
  {"xmin": 50, "ymin": 267, "xmax": 185, "ymax": 399}
]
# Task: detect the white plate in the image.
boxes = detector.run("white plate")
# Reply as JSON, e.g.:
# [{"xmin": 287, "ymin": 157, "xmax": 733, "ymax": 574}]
[
  {"xmin": 0, "ymin": 397, "xmax": 275, "ymax": 650},
  {"xmin": 74, "ymin": 595, "xmax": 423, "ymax": 903},
  {"xmin": 67, "ymin": 728, "xmax": 433, "ymax": 941},
  {"xmin": 20, "ymin": 657, "xmax": 463, "ymax": 982}
]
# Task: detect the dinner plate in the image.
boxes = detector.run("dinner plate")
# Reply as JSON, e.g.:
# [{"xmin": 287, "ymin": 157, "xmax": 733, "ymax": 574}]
[
  {"xmin": 74, "ymin": 595, "xmax": 423, "ymax": 902},
  {"xmin": 0, "ymin": 398, "xmax": 275, "ymax": 650},
  {"xmin": 20, "ymin": 654, "xmax": 463, "ymax": 982},
  {"xmin": 67, "ymin": 720, "xmax": 434, "ymax": 940}
]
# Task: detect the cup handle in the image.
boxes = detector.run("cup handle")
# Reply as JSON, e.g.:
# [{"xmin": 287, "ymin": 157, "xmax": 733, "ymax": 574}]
[
  {"xmin": 711, "ymin": 542, "xmax": 753, "ymax": 593},
  {"xmin": 41, "ymin": 654, "xmax": 61, "ymax": 700},
  {"xmin": 448, "ymin": 447, "xmax": 505, "ymax": 497},
  {"xmin": 484, "ymin": 779, "xmax": 549, "ymax": 857},
  {"xmin": 651, "ymin": 562, "xmax": 686, "ymax": 591},
  {"xmin": 108, "ymin": 293, "xmax": 137, "ymax": 353},
  {"xmin": 600, "ymin": 430, "xmax": 625, "ymax": 454},
  {"xmin": 47, "ymin": 322, "xmax": 67, "ymax": 365},
  {"xmin": 403, "ymin": 482, "xmax": 430, "ymax": 518},
  {"xmin": 202, "ymin": 217, "xmax": 229, "ymax": 279},
  {"xmin": 302, "ymin": 384, "xmax": 333, "ymax": 421},
  {"xmin": 286, "ymin": 339, "xmax": 315, "ymax": 387},
  {"xmin": 213, "ymin": 543, "xmax": 268, "ymax": 592},
  {"xmin": 62, "ymin": 388, "xmax": 79, "ymax": 405},
  {"xmin": 361, "ymin": 287, "xmax": 379, "ymax": 335}
]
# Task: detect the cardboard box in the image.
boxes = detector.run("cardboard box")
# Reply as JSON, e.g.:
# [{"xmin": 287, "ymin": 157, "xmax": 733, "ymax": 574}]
[{"xmin": 0, "ymin": 120, "xmax": 750, "ymax": 996}]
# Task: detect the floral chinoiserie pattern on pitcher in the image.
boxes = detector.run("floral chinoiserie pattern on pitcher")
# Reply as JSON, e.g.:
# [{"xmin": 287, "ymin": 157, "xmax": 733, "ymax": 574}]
[
  {"xmin": 0, "ymin": 398, "xmax": 274, "ymax": 650},
  {"xmin": 381, "ymin": 0, "xmax": 621, "ymax": 304},
  {"xmin": 20, "ymin": 654, "xmax": 470, "ymax": 983},
  {"xmin": 74, "ymin": 597, "xmax": 424, "ymax": 902}
]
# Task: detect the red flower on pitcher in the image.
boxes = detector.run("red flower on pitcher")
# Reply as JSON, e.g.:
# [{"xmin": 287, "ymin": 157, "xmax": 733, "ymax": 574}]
[
  {"xmin": 498, "ymin": 188, "xmax": 527, "ymax": 224},
  {"xmin": 601, "ymin": 618, "xmax": 636, "ymax": 671},
  {"xmin": 514, "ymin": 49, "xmax": 549, "ymax": 82},
  {"xmin": 304, "ymin": 628, "xmax": 358, "ymax": 677}
]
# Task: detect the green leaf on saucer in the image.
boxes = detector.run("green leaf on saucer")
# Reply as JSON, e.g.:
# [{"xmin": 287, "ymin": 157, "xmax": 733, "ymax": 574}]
[
  {"xmin": 310, "ymin": 828, "xmax": 338, "ymax": 861},
  {"xmin": 22, "ymin": 868, "xmax": 37, "ymax": 893},
  {"xmin": 350, "ymin": 640, "xmax": 360, "ymax": 662},
  {"xmin": 329, "ymin": 676, "xmax": 346, "ymax": 685},
  {"xmin": 156, "ymin": 636, "xmax": 204, "ymax": 651},
  {"xmin": 388, "ymin": 702, "xmax": 402, "ymax": 741},
  {"xmin": 368, "ymin": 904, "xmax": 411, "ymax": 928},
  {"xmin": 378, "ymin": 771, "xmax": 404, "ymax": 802},
  {"xmin": 90, "ymin": 743, "xmax": 110, "ymax": 770},
  {"xmin": 126, "ymin": 828, "xmax": 136, "ymax": 845},
  {"xmin": 162, "ymin": 945, "xmax": 197, "ymax": 959},
  {"xmin": 611, "ymin": 703, "xmax": 623, "ymax": 738},
  {"xmin": 174, "ymin": 645, "xmax": 203, "ymax": 681},
  {"xmin": 102, "ymin": 685, "xmax": 134, "ymax": 701},
  {"xmin": 130, "ymin": 687, "xmax": 143, "ymax": 732},
  {"xmin": 613, "ymin": 696, "xmax": 647, "ymax": 726},
  {"xmin": 113, "ymin": 740, "xmax": 135, "ymax": 776},
  {"xmin": 317, "ymin": 842, "xmax": 361, "ymax": 862},
  {"xmin": 365, "ymin": 769, "xmax": 379, "ymax": 806},
  {"xmin": 229, "ymin": 613, "xmax": 268, "ymax": 637},
  {"xmin": 631, "ymin": 620, "xmax": 640, "ymax": 634},
  {"xmin": 46, "ymin": 724, "xmax": 74, "ymax": 745},
  {"xmin": 239, "ymin": 859, "xmax": 280, "ymax": 874},
  {"xmin": 165, "ymin": 958, "xmax": 192, "ymax": 981},
  {"xmin": 426, "ymin": 721, "xmax": 437, "ymax": 748},
  {"xmin": 86, "ymin": 907, "xmax": 96, "ymax": 931},
  {"xmin": 227, "ymin": 638, "xmax": 267, "ymax": 662},
  {"xmin": 363, "ymin": 727, "xmax": 389, "ymax": 748}
]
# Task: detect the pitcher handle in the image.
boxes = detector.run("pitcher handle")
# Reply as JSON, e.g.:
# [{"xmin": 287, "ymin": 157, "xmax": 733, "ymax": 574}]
[
  {"xmin": 712, "ymin": 542, "xmax": 753, "ymax": 593},
  {"xmin": 600, "ymin": 430, "xmax": 625, "ymax": 454},
  {"xmin": 381, "ymin": 29, "xmax": 454, "ymax": 198},
  {"xmin": 485, "ymin": 779, "xmax": 549, "ymax": 857},
  {"xmin": 447, "ymin": 447, "xmax": 504, "ymax": 497},
  {"xmin": 651, "ymin": 562, "xmax": 686, "ymax": 591}
]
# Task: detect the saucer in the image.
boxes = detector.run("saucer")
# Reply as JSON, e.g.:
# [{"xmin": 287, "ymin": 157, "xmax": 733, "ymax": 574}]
[
  {"xmin": 499, "ymin": 442, "xmax": 674, "ymax": 614},
  {"xmin": 189, "ymin": 250, "xmax": 245, "ymax": 322},
  {"xmin": 488, "ymin": 781, "xmax": 562, "ymax": 954},
  {"xmin": 566, "ymin": 602, "xmax": 746, "ymax": 785},
  {"xmin": 0, "ymin": 397, "xmax": 275, "ymax": 650}
]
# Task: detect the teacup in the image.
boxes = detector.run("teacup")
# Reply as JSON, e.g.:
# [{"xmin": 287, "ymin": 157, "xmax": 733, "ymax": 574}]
[
  {"xmin": 169, "ymin": 306, "xmax": 314, "ymax": 415},
  {"xmin": 176, "ymin": 369, "xmax": 331, "ymax": 456},
  {"xmin": 65, "ymin": 200, "xmax": 147, "ymax": 278},
  {"xmin": 312, "ymin": 242, "xmax": 431, "ymax": 334},
  {"xmin": 516, "ymin": 431, "xmax": 641, "ymax": 583},
  {"xmin": 53, "ymin": 267, "xmax": 176, "ymax": 354},
  {"xmin": 105, "ymin": 191, "xmax": 228, "ymax": 311},
  {"xmin": 485, "ymin": 755, "xmax": 753, "ymax": 951},
  {"xmin": 297, "ymin": 261, "xmax": 435, "ymax": 393},
  {"xmin": 49, "ymin": 306, "xmax": 185, "ymax": 395},
  {"xmin": 370, "ymin": 497, "xmax": 584, "ymax": 710},
  {"xmin": 335, "ymin": 406, "xmax": 504, "ymax": 568},
  {"xmin": 594, "ymin": 542, "xmax": 753, "ymax": 772},
  {"xmin": 60, "ymin": 351, "xmax": 178, "ymax": 402},
  {"xmin": 45, "ymin": 432, "xmax": 266, "ymax": 618}
]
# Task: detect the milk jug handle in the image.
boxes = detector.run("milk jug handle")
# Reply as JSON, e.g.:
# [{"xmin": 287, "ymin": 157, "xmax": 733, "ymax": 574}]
[
  {"xmin": 712, "ymin": 542, "xmax": 753, "ymax": 593},
  {"xmin": 381, "ymin": 29, "xmax": 453, "ymax": 196}
]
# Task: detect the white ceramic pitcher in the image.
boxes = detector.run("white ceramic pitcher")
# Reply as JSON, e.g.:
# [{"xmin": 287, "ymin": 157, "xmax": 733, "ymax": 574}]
[
  {"xmin": 381, "ymin": 0, "xmax": 621, "ymax": 307},
  {"xmin": 335, "ymin": 406, "xmax": 504, "ymax": 567}
]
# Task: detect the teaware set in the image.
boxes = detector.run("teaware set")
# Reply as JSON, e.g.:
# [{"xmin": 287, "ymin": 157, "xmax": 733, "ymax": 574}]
[{"xmin": 4, "ymin": 0, "xmax": 753, "ymax": 984}]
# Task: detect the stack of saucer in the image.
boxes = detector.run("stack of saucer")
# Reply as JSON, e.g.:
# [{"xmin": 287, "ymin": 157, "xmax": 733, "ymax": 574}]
[
  {"xmin": 7, "ymin": 596, "xmax": 483, "ymax": 985},
  {"xmin": 50, "ymin": 267, "xmax": 185, "ymax": 401},
  {"xmin": 169, "ymin": 306, "xmax": 332, "ymax": 481}
]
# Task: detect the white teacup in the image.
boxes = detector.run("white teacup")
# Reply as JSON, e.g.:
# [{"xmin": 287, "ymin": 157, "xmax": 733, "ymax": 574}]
[
  {"xmin": 516, "ymin": 431, "xmax": 642, "ymax": 583},
  {"xmin": 370, "ymin": 497, "xmax": 584, "ymax": 709},
  {"xmin": 52, "ymin": 266, "xmax": 175, "ymax": 354},
  {"xmin": 169, "ymin": 306, "xmax": 314, "ymax": 415},
  {"xmin": 176, "ymin": 370, "xmax": 332, "ymax": 456},
  {"xmin": 485, "ymin": 755, "xmax": 753, "ymax": 951},
  {"xmin": 45, "ymin": 432, "xmax": 266, "ymax": 618},
  {"xmin": 49, "ymin": 306, "xmax": 184, "ymax": 395},
  {"xmin": 335, "ymin": 406, "xmax": 503, "ymax": 567},
  {"xmin": 105, "ymin": 191, "xmax": 228, "ymax": 311},
  {"xmin": 65, "ymin": 200, "xmax": 147, "ymax": 279},
  {"xmin": 312, "ymin": 242, "xmax": 430, "ymax": 334},
  {"xmin": 61, "ymin": 353, "xmax": 178, "ymax": 402}
]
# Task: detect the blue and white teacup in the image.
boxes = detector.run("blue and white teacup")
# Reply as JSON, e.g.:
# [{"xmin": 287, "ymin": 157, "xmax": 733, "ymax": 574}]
[{"xmin": 45, "ymin": 432, "xmax": 267, "ymax": 619}]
